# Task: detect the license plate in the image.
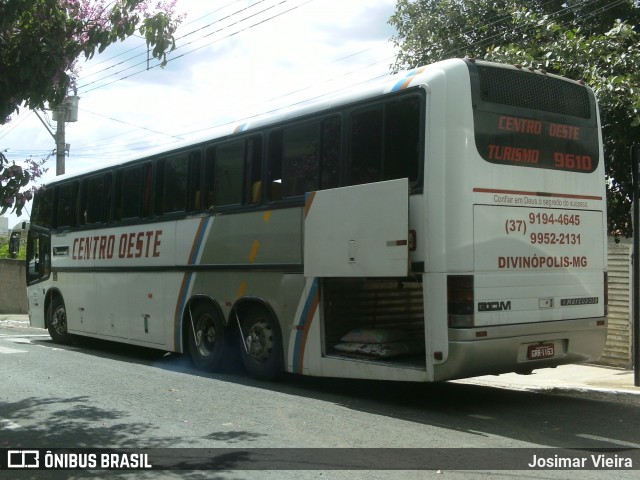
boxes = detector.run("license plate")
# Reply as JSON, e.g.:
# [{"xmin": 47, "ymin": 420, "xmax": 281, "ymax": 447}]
[{"xmin": 527, "ymin": 343, "xmax": 555, "ymax": 360}]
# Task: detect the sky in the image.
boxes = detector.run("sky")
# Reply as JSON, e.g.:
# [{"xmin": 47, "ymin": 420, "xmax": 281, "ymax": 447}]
[{"xmin": 0, "ymin": 0, "xmax": 399, "ymax": 229}]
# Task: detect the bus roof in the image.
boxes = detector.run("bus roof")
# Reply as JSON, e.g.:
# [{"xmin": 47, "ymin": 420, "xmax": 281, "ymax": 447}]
[{"xmin": 42, "ymin": 58, "xmax": 589, "ymax": 185}]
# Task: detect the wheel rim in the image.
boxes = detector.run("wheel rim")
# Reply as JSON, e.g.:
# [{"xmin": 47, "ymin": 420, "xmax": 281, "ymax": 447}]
[
  {"xmin": 51, "ymin": 306, "xmax": 67, "ymax": 335},
  {"xmin": 195, "ymin": 314, "xmax": 217, "ymax": 357},
  {"xmin": 245, "ymin": 319, "xmax": 274, "ymax": 363}
]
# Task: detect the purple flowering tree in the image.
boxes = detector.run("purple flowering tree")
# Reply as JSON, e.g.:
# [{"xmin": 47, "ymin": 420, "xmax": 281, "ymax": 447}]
[{"xmin": 0, "ymin": 0, "xmax": 183, "ymax": 215}]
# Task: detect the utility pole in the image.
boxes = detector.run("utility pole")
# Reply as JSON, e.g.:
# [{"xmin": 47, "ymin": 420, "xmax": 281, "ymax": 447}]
[
  {"xmin": 55, "ymin": 103, "xmax": 67, "ymax": 175},
  {"xmin": 51, "ymin": 95, "xmax": 79, "ymax": 176}
]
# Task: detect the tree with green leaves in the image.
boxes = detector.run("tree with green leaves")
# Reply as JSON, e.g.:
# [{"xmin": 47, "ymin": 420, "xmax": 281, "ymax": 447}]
[
  {"xmin": 0, "ymin": 0, "xmax": 183, "ymax": 216},
  {"xmin": 390, "ymin": 0, "xmax": 640, "ymax": 236}
]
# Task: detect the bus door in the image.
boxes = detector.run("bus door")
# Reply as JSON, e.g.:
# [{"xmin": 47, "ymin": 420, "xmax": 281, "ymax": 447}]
[
  {"xmin": 298, "ymin": 178, "xmax": 425, "ymax": 379},
  {"xmin": 51, "ymin": 232, "xmax": 98, "ymax": 335},
  {"xmin": 303, "ymin": 178, "xmax": 410, "ymax": 278},
  {"xmin": 26, "ymin": 228, "xmax": 51, "ymax": 327}
]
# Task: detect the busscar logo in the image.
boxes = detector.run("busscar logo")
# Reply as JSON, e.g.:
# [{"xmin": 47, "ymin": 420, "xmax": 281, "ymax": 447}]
[
  {"xmin": 478, "ymin": 300, "xmax": 512, "ymax": 312},
  {"xmin": 7, "ymin": 450, "xmax": 39, "ymax": 468},
  {"xmin": 478, "ymin": 300, "xmax": 511, "ymax": 312}
]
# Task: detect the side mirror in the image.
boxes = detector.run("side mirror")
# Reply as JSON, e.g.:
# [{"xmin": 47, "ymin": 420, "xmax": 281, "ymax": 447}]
[{"xmin": 9, "ymin": 232, "xmax": 20, "ymax": 258}]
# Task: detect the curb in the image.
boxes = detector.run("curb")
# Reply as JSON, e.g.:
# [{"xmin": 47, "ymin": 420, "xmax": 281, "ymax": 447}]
[{"xmin": 456, "ymin": 377, "xmax": 640, "ymax": 397}]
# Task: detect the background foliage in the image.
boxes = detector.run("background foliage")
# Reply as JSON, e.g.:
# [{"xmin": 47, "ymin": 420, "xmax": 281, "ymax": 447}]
[
  {"xmin": 390, "ymin": 0, "xmax": 640, "ymax": 236},
  {"xmin": 0, "ymin": 0, "xmax": 182, "ymax": 216}
]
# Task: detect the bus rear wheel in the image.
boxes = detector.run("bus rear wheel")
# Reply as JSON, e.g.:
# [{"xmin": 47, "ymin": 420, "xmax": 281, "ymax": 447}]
[
  {"xmin": 239, "ymin": 307, "xmax": 282, "ymax": 381},
  {"xmin": 47, "ymin": 296, "xmax": 73, "ymax": 344},
  {"xmin": 187, "ymin": 303, "xmax": 226, "ymax": 371}
]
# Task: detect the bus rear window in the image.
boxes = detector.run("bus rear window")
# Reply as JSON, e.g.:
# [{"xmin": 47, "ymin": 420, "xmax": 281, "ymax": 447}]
[{"xmin": 469, "ymin": 63, "xmax": 599, "ymax": 173}]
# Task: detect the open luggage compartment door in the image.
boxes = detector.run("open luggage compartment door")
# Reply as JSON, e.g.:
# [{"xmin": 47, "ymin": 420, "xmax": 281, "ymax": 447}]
[{"xmin": 304, "ymin": 178, "xmax": 409, "ymax": 277}]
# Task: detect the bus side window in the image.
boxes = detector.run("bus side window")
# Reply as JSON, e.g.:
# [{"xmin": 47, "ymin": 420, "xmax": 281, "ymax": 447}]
[
  {"xmin": 32, "ymin": 186, "xmax": 54, "ymax": 228},
  {"xmin": 26, "ymin": 233, "xmax": 50, "ymax": 284},
  {"xmin": 349, "ymin": 107, "xmax": 383, "ymax": 186},
  {"xmin": 282, "ymin": 122, "xmax": 319, "ymax": 197},
  {"xmin": 245, "ymin": 136, "xmax": 263, "ymax": 205},
  {"xmin": 214, "ymin": 140, "xmax": 244, "ymax": 207},
  {"xmin": 189, "ymin": 150, "xmax": 203, "ymax": 212},
  {"xmin": 320, "ymin": 116, "xmax": 341, "ymax": 189},
  {"xmin": 154, "ymin": 159, "xmax": 166, "ymax": 216},
  {"xmin": 102, "ymin": 172, "xmax": 113, "ymax": 223},
  {"xmin": 384, "ymin": 97, "xmax": 420, "ymax": 182},
  {"xmin": 268, "ymin": 130, "xmax": 283, "ymax": 201},
  {"xmin": 26, "ymin": 234, "xmax": 40, "ymax": 282},
  {"xmin": 83, "ymin": 174, "xmax": 105, "ymax": 224},
  {"xmin": 142, "ymin": 163, "xmax": 153, "ymax": 218},
  {"xmin": 41, "ymin": 235, "xmax": 51, "ymax": 277},
  {"xmin": 114, "ymin": 171, "xmax": 123, "ymax": 219},
  {"xmin": 204, "ymin": 146, "xmax": 216, "ymax": 209},
  {"xmin": 115, "ymin": 166, "xmax": 143, "ymax": 220},
  {"xmin": 162, "ymin": 155, "xmax": 188, "ymax": 214},
  {"xmin": 55, "ymin": 182, "xmax": 79, "ymax": 229}
]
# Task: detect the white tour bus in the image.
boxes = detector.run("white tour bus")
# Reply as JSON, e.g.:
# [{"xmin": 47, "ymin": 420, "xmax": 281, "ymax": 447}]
[{"xmin": 23, "ymin": 58, "xmax": 608, "ymax": 381}]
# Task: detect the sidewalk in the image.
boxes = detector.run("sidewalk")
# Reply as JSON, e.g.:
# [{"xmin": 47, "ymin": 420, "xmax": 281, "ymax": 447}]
[
  {"xmin": 0, "ymin": 313, "xmax": 31, "ymax": 328},
  {"xmin": 456, "ymin": 363, "xmax": 640, "ymax": 397},
  {"xmin": 1, "ymin": 313, "xmax": 638, "ymax": 396}
]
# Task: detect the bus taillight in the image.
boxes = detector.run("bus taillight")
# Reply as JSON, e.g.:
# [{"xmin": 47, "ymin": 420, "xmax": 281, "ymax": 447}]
[{"xmin": 448, "ymin": 275, "xmax": 474, "ymax": 327}]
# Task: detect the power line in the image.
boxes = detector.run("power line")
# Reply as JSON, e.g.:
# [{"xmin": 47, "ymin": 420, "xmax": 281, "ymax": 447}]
[
  {"xmin": 0, "ymin": 111, "xmax": 35, "ymax": 142},
  {"xmin": 79, "ymin": 108, "xmax": 186, "ymax": 141},
  {"xmin": 69, "ymin": 60, "xmax": 395, "ymax": 160},
  {"xmin": 70, "ymin": 40, "xmax": 396, "ymax": 156},
  {"xmin": 80, "ymin": 0, "xmax": 247, "ymax": 74},
  {"xmin": 1, "ymin": 1, "xmax": 323, "ymax": 160},
  {"xmin": 83, "ymin": 0, "xmax": 630, "ymax": 142},
  {"xmin": 77, "ymin": 0, "xmax": 298, "ymax": 93},
  {"xmin": 23, "ymin": 0, "xmax": 629, "ymax": 165}
]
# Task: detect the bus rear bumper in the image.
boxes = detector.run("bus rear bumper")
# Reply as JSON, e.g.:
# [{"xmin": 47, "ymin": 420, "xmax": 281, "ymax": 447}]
[{"xmin": 433, "ymin": 317, "xmax": 608, "ymax": 382}]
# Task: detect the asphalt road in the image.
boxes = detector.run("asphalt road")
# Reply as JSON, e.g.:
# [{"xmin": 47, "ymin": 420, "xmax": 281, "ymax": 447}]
[{"xmin": 1, "ymin": 320, "xmax": 639, "ymax": 480}]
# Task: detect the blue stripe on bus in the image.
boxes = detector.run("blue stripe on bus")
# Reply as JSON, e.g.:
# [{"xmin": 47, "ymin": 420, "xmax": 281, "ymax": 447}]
[
  {"xmin": 392, "ymin": 69, "xmax": 415, "ymax": 91},
  {"xmin": 188, "ymin": 217, "xmax": 211, "ymax": 264},
  {"xmin": 391, "ymin": 66, "xmax": 427, "ymax": 92},
  {"xmin": 175, "ymin": 217, "xmax": 212, "ymax": 350},
  {"xmin": 292, "ymin": 278, "xmax": 319, "ymax": 374},
  {"xmin": 391, "ymin": 79, "xmax": 408, "ymax": 92}
]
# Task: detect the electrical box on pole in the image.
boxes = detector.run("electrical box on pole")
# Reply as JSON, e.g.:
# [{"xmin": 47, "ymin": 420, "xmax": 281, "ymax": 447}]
[
  {"xmin": 52, "ymin": 96, "xmax": 80, "ymax": 176},
  {"xmin": 52, "ymin": 96, "xmax": 79, "ymax": 122}
]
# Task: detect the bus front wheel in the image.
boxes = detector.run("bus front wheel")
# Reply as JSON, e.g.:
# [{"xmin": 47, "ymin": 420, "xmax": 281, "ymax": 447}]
[
  {"xmin": 187, "ymin": 303, "xmax": 226, "ymax": 371},
  {"xmin": 47, "ymin": 296, "xmax": 73, "ymax": 344},
  {"xmin": 238, "ymin": 307, "xmax": 282, "ymax": 381}
]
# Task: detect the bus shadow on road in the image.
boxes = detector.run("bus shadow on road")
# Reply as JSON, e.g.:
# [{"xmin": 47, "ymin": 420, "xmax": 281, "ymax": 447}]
[
  {"xmin": 31, "ymin": 333, "xmax": 246, "ymax": 375},
  {"xmin": 28, "ymin": 333, "xmax": 640, "ymax": 453}
]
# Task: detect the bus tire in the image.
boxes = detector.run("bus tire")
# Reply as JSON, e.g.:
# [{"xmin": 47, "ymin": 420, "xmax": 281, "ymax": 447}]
[
  {"xmin": 239, "ymin": 307, "xmax": 282, "ymax": 381},
  {"xmin": 47, "ymin": 295, "xmax": 73, "ymax": 345},
  {"xmin": 187, "ymin": 303, "xmax": 226, "ymax": 371}
]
